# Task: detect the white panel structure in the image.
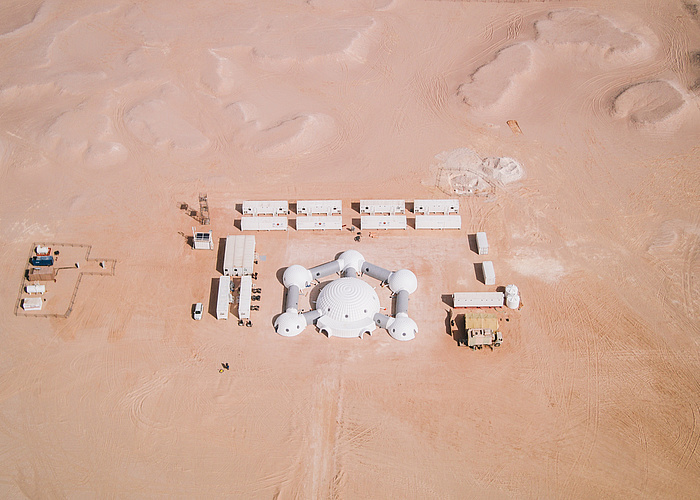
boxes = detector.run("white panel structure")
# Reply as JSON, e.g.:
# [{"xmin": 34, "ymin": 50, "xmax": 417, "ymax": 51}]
[
  {"xmin": 238, "ymin": 275, "xmax": 252, "ymax": 320},
  {"xmin": 415, "ymin": 214, "xmax": 462, "ymax": 230},
  {"xmin": 242, "ymin": 200, "xmax": 289, "ymax": 216},
  {"xmin": 453, "ymin": 292, "xmax": 504, "ymax": 308},
  {"xmin": 482, "ymin": 261, "xmax": 496, "ymax": 285},
  {"xmin": 297, "ymin": 200, "xmax": 342, "ymax": 215},
  {"xmin": 241, "ymin": 216, "xmax": 288, "ymax": 231},
  {"xmin": 476, "ymin": 232, "xmax": 489, "ymax": 255},
  {"xmin": 413, "ymin": 199, "xmax": 459, "ymax": 214},
  {"xmin": 361, "ymin": 215, "xmax": 407, "ymax": 230},
  {"xmin": 192, "ymin": 228, "xmax": 213, "ymax": 250},
  {"xmin": 22, "ymin": 297, "xmax": 43, "ymax": 311},
  {"xmin": 296, "ymin": 216, "xmax": 343, "ymax": 231},
  {"xmin": 26, "ymin": 284, "xmax": 46, "ymax": 294},
  {"xmin": 359, "ymin": 199, "xmax": 405, "ymax": 215},
  {"xmin": 217, "ymin": 276, "xmax": 231, "ymax": 320},
  {"xmin": 223, "ymin": 235, "xmax": 256, "ymax": 276}
]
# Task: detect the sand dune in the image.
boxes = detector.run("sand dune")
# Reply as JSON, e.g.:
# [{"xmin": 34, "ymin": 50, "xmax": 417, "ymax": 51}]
[
  {"xmin": 434, "ymin": 148, "xmax": 525, "ymax": 196},
  {"xmin": 126, "ymin": 98, "xmax": 209, "ymax": 150},
  {"xmin": 612, "ymin": 80, "xmax": 687, "ymax": 125},
  {"xmin": 0, "ymin": 1, "xmax": 44, "ymax": 37},
  {"xmin": 254, "ymin": 113, "xmax": 336, "ymax": 157}
]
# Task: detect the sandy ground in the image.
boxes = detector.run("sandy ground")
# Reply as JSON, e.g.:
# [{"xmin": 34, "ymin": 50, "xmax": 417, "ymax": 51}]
[{"xmin": 1, "ymin": 0, "xmax": 700, "ymax": 497}]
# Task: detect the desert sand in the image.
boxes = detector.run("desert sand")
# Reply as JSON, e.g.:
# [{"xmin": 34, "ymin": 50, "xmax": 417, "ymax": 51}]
[{"xmin": 2, "ymin": 0, "xmax": 700, "ymax": 497}]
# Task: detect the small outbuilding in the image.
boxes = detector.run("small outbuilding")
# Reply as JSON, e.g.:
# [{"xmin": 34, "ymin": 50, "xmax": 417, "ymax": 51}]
[
  {"xmin": 217, "ymin": 276, "xmax": 231, "ymax": 320},
  {"xmin": 192, "ymin": 227, "xmax": 213, "ymax": 250},
  {"xmin": 482, "ymin": 261, "xmax": 496, "ymax": 286},
  {"xmin": 476, "ymin": 232, "xmax": 488, "ymax": 255}
]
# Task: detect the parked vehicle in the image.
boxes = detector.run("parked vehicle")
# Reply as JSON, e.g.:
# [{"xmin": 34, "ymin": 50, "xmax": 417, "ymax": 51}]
[
  {"xmin": 457, "ymin": 328, "xmax": 503, "ymax": 349},
  {"xmin": 30, "ymin": 255, "xmax": 54, "ymax": 266},
  {"xmin": 193, "ymin": 303, "xmax": 203, "ymax": 320}
]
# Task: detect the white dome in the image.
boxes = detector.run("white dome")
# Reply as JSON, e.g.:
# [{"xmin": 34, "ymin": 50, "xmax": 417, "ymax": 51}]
[
  {"xmin": 387, "ymin": 316, "xmax": 417, "ymax": 341},
  {"xmin": 505, "ymin": 284, "xmax": 519, "ymax": 297},
  {"xmin": 338, "ymin": 250, "xmax": 364, "ymax": 273},
  {"xmin": 283, "ymin": 265, "xmax": 312, "ymax": 288},
  {"xmin": 316, "ymin": 277, "xmax": 380, "ymax": 323},
  {"xmin": 274, "ymin": 312, "xmax": 307, "ymax": 337},
  {"xmin": 388, "ymin": 269, "xmax": 417, "ymax": 294}
]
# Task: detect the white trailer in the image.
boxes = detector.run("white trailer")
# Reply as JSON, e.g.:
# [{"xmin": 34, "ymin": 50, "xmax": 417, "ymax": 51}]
[
  {"xmin": 414, "ymin": 214, "xmax": 462, "ymax": 230},
  {"xmin": 476, "ymin": 232, "xmax": 489, "ymax": 255},
  {"xmin": 296, "ymin": 216, "xmax": 343, "ymax": 231},
  {"xmin": 22, "ymin": 297, "xmax": 43, "ymax": 311},
  {"xmin": 482, "ymin": 261, "xmax": 496, "ymax": 285},
  {"xmin": 217, "ymin": 276, "xmax": 231, "ymax": 320},
  {"xmin": 241, "ymin": 216, "xmax": 288, "ymax": 231},
  {"xmin": 296, "ymin": 200, "xmax": 342, "ymax": 215},
  {"xmin": 242, "ymin": 200, "xmax": 288, "ymax": 216},
  {"xmin": 25, "ymin": 284, "xmax": 46, "ymax": 294},
  {"xmin": 360, "ymin": 215, "xmax": 407, "ymax": 230},
  {"xmin": 238, "ymin": 275, "xmax": 252, "ymax": 320},
  {"xmin": 413, "ymin": 199, "xmax": 459, "ymax": 214},
  {"xmin": 453, "ymin": 292, "xmax": 504, "ymax": 308},
  {"xmin": 359, "ymin": 199, "xmax": 405, "ymax": 215},
  {"xmin": 192, "ymin": 228, "xmax": 214, "ymax": 250},
  {"xmin": 223, "ymin": 235, "xmax": 256, "ymax": 276}
]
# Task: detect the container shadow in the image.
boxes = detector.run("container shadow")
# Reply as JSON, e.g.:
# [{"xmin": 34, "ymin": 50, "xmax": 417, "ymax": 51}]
[
  {"xmin": 208, "ymin": 278, "xmax": 219, "ymax": 318},
  {"xmin": 473, "ymin": 263, "xmax": 484, "ymax": 284},
  {"xmin": 468, "ymin": 234, "xmax": 478, "ymax": 254}
]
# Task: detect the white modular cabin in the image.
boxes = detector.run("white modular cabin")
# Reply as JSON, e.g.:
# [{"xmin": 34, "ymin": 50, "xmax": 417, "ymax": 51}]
[
  {"xmin": 242, "ymin": 200, "xmax": 288, "ymax": 216},
  {"xmin": 296, "ymin": 216, "xmax": 343, "ymax": 231},
  {"xmin": 238, "ymin": 275, "xmax": 252, "ymax": 320},
  {"xmin": 359, "ymin": 199, "xmax": 405, "ymax": 215},
  {"xmin": 482, "ymin": 261, "xmax": 496, "ymax": 285},
  {"xmin": 241, "ymin": 216, "xmax": 288, "ymax": 231},
  {"xmin": 414, "ymin": 214, "xmax": 462, "ymax": 230},
  {"xmin": 413, "ymin": 199, "xmax": 459, "ymax": 215},
  {"xmin": 192, "ymin": 228, "xmax": 214, "ymax": 250},
  {"xmin": 296, "ymin": 200, "xmax": 342, "ymax": 216},
  {"xmin": 476, "ymin": 232, "xmax": 489, "ymax": 255},
  {"xmin": 360, "ymin": 215, "xmax": 407, "ymax": 230},
  {"xmin": 223, "ymin": 235, "xmax": 256, "ymax": 277},
  {"xmin": 453, "ymin": 292, "xmax": 504, "ymax": 308},
  {"xmin": 22, "ymin": 297, "xmax": 43, "ymax": 311},
  {"xmin": 26, "ymin": 284, "xmax": 46, "ymax": 294},
  {"xmin": 217, "ymin": 275, "xmax": 231, "ymax": 320}
]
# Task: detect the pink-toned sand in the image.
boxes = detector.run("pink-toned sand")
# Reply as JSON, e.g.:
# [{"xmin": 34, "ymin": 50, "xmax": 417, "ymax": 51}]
[{"xmin": 1, "ymin": 0, "xmax": 700, "ymax": 497}]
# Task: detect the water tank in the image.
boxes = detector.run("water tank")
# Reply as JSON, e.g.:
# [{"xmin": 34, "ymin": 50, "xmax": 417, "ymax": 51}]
[{"xmin": 505, "ymin": 284, "xmax": 520, "ymax": 309}]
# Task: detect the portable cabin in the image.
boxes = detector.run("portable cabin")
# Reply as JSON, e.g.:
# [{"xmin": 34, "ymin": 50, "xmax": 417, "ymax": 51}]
[
  {"xmin": 359, "ymin": 199, "xmax": 405, "ymax": 215},
  {"xmin": 22, "ymin": 297, "xmax": 43, "ymax": 311},
  {"xmin": 240, "ymin": 216, "xmax": 288, "ymax": 231},
  {"xmin": 482, "ymin": 261, "xmax": 496, "ymax": 286},
  {"xmin": 360, "ymin": 215, "xmax": 407, "ymax": 230},
  {"xmin": 413, "ymin": 199, "xmax": 459, "ymax": 215},
  {"xmin": 223, "ymin": 235, "xmax": 256, "ymax": 277},
  {"xmin": 238, "ymin": 275, "xmax": 252, "ymax": 320},
  {"xmin": 192, "ymin": 228, "xmax": 214, "ymax": 250},
  {"xmin": 217, "ymin": 276, "xmax": 231, "ymax": 320},
  {"xmin": 296, "ymin": 200, "xmax": 342, "ymax": 216},
  {"xmin": 26, "ymin": 284, "xmax": 46, "ymax": 294},
  {"xmin": 296, "ymin": 216, "xmax": 343, "ymax": 230},
  {"xmin": 414, "ymin": 214, "xmax": 462, "ymax": 230},
  {"xmin": 453, "ymin": 292, "xmax": 504, "ymax": 308},
  {"xmin": 476, "ymin": 232, "xmax": 488, "ymax": 255},
  {"xmin": 28, "ymin": 268, "xmax": 55, "ymax": 281},
  {"xmin": 242, "ymin": 200, "xmax": 289, "ymax": 216}
]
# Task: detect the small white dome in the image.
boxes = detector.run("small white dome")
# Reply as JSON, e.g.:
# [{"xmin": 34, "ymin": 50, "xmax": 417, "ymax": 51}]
[
  {"xmin": 338, "ymin": 250, "xmax": 365, "ymax": 273},
  {"xmin": 387, "ymin": 316, "xmax": 417, "ymax": 341},
  {"xmin": 274, "ymin": 312, "xmax": 307, "ymax": 337},
  {"xmin": 283, "ymin": 265, "xmax": 312, "ymax": 288},
  {"xmin": 388, "ymin": 269, "xmax": 417, "ymax": 294}
]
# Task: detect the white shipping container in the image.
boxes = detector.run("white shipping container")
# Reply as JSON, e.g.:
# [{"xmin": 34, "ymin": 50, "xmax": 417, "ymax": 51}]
[
  {"xmin": 296, "ymin": 200, "xmax": 342, "ymax": 215},
  {"xmin": 242, "ymin": 200, "xmax": 288, "ymax": 216},
  {"xmin": 26, "ymin": 284, "xmax": 46, "ymax": 294},
  {"xmin": 22, "ymin": 297, "xmax": 43, "ymax": 311},
  {"xmin": 476, "ymin": 232, "xmax": 488, "ymax": 255},
  {"xmin": 241, "ymin": 216, "xmax": 288, "ymax": 231},
  {"xmin": 217, "ymin": 276, "xmax": 231, "ymax": 320},
  {"xmin": 482, "ymin": 261, "xmax": 496, "ymax": 286},
  {"xmin": 413, "ymin": 199, "xmax": 459, "ymax": 214},
  {"xmin": 414, "ymin": 214, "xmax": 462, "ymax": 230},
  {"xmin": 238, "ymin": 275, "xmax": 253, "ymax": 320},
  {"xmin": 360, "ymin": 215, "xmax": 407, "ymax": 230},
  {"xmin": 453, "ymin": 292, "xmax": 504, "ymax": 308},
  {"xmin": 296, "ymin": 216, "xmax": 343, "ymax": 230},
  {"xmin": 223, "ymin": 235, "xmax": 256, "ymax": 276},
  {"xmin": 359, "ymin": 199, "xmax": 405, "ymax": 215}
]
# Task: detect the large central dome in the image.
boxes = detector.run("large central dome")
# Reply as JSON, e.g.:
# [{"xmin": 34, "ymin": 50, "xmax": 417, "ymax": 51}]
[{"xmin": 316, "ymin": 277, "xmax": 380, "ymax": 322}]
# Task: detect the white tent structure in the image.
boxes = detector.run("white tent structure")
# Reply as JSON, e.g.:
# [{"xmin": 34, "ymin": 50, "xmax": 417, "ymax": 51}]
[{"xmin": 274, "ymin": 250, "xmax": 418, "ymax": 341}]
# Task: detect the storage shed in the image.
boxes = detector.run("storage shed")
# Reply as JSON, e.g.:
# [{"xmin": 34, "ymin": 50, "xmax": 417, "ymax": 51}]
[
  {"xmin": 238, "ymin": 275, "xmax": 252, "ymax": 320},
  {"xmin": 22, "ymin": 297, "xmax": 43, "ymax": 311},
  {"xmin": 476, "ymin": 232, "xmax": 488, "ymax": 255},
  {"xmin": 453, "ymin": 292, "xmax": 504, "ymax": 308},
  {"xmin": 482, "ymin": 261, "xmax": 496, "ymax": 286},
  {"xmin": 223, "ymin": 235, "xmax": 256, "ymax": 277},
  {"xmin": 192, "ymin": 228, "xmax": 214, "ymax": 250}
]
